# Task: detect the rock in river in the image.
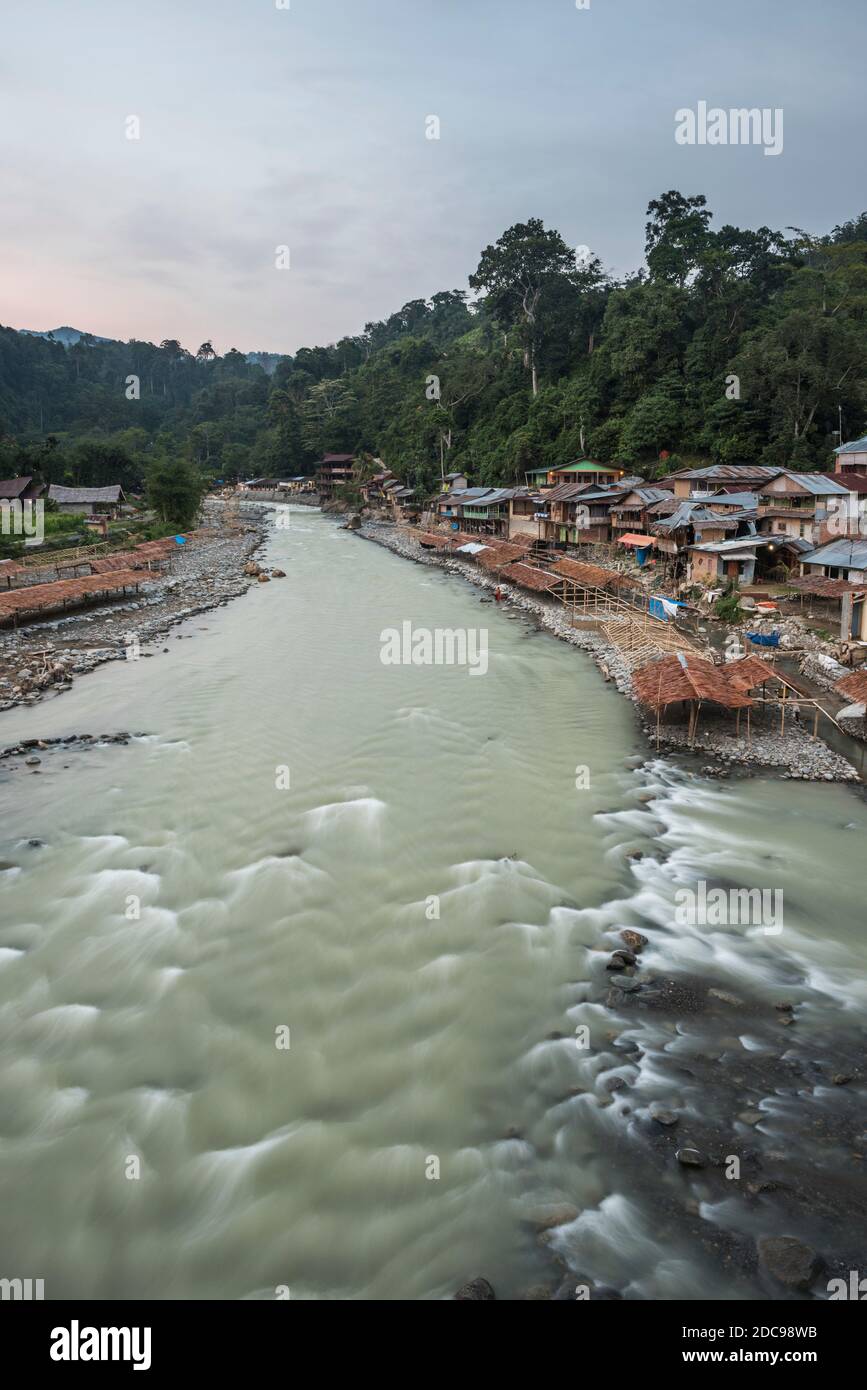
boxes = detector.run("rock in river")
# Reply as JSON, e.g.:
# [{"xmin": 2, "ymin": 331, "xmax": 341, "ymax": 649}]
[
  {"xmin": 454, "ymin": 1277, "xmax": 496, "ymax": 1300},
  {"xmin": 607, "ymin": 949, "xmax": 636, "ymax": 971},
  {"xmin": 650, "ymin": 1107, "xmax": 679, "ymax": 1127},
  {"xmin": 620, "ymin": 930, "xmax": 648, "ymax": 953},
  {"xmin": 757, "ymin": 1236, "xmax": 823, "ymax": 1291},
  {"xmin": 676, "ymin": 1147, "xmax": 705, "ymax": 1167}
]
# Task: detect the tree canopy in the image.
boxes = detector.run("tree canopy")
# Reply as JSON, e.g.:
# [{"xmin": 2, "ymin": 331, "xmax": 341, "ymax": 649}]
[{"xmin": 1, "ymin": 193, "xmax": 866, "ymax": 500}]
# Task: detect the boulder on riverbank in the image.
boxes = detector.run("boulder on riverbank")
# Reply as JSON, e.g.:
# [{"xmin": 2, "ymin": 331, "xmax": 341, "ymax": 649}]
[
  {"xmin": 757, "ymin": 1236, "xmax": 823, "ymax": 1291},
  {"xmin": 454, "ymin": 1277, "xmax": 496, "ymax": 1300}
]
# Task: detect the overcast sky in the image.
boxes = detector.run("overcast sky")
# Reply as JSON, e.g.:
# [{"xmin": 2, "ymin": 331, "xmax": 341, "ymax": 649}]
[{"xmin": 1, "ymin": 0, "xmax": 864, "ymax": 354}]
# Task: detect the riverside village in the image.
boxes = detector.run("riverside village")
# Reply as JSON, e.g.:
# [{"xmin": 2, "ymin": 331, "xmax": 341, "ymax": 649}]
[
  {"xmin": 296, "ymin": 439, "xmax": 867, "ymax": 782},
  {"xmin": 4, "ymin": 438, "xmax": 867, "ymax": 785}
]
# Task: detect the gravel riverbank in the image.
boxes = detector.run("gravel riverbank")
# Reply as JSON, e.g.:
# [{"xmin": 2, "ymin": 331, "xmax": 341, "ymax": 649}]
[{"xmin": 0, "ymin": 501, "xmax": 270, "ymax": 715}]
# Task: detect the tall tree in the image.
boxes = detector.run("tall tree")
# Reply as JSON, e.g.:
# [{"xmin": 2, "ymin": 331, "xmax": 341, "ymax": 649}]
[
  {"xmin": 469, "ymin": 219, "xmax": 580, "ymax": 396},
  {"xmin": 146, "ymin": 455, "xmax": 207, "ymax": 530},
  {"xmin": 645, "ymin": 191, "xmax": 713, "ymax": 287}
]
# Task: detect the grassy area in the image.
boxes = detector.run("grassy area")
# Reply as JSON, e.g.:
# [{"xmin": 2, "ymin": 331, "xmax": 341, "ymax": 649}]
[{"xmin": 0, "ymin": 506, "xmax": 162, "ymax": 562}]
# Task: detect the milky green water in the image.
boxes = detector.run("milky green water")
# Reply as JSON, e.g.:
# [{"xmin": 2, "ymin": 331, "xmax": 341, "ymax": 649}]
[{"xmin": 0, "ymin": 507, "xmax": 864, "ymax": 1299}]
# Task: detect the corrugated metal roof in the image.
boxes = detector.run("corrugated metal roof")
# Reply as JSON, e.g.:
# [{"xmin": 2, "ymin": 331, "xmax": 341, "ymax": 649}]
[
  {"xmin": 794, "ymin": 473, "xmax": 850, "ymax": 495},
  {"xmin": 801, "ymin": 538, "xmax": 867, "ymax": 570},
  {"xmin": 652, "ymin": 501, "xmax": 700, "ymax": 530},
  {"xmin": 664, "ymin": 464, "xmax": 780, "ymax": 481},
  {"xmin": 761, "ymin": 472, "xmax": 851, "ymax": 496},
  {"xmin": 692, "ymin": 512, "xmax": 742, "ymax": 532},
  {"xmin": 437, "ymin": 487, "xmax": 494, "ymax": 503},
  {"xmin": 690, "ymin": 536, "xmax": 768, "ymax": 554},
  {"xmin": 822, "ymin": 473, "xmax": 867, "ymax": 493},
  {"xmin": 835, "ymin": 437, "xmax": 867, "ymax": 454},
  {"xmin": 546, "ymin": 481, "xmax": 600, "ymax": 502},
  {"xmin": 705, "ymin": 491, "xmax": 758, "ymax": 508},
  {"xmin": 465, "ymin": 488, "xmax": 517, "ymax": 506},
  {"xmin": 626, "ymin": 486, "xmax": 670, "ymax": 505}
]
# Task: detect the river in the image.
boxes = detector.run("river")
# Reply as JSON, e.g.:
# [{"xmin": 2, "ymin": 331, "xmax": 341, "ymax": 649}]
[{"xmin": 0, "ymin": 505, "xmax": 865, "ymax": 1300}]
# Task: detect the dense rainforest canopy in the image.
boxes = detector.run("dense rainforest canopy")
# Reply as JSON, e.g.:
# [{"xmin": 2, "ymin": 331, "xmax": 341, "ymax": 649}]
[{"xmin": 2, "ymin": 193, "xmax": 866, "ymax": 499}]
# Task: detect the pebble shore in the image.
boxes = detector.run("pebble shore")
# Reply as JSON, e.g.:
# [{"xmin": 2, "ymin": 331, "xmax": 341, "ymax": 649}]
[{"xmin": 0, "ymin": 501, "xmax": 269, "ymax": 714}]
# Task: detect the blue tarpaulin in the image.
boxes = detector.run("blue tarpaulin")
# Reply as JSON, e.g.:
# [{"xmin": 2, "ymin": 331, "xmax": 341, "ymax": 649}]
[
  {"xmin": 174, "ymin": 535, "xmax": 186, "ymax": 545},
  {"xmin": 648, "ymin": 596, "xmax": 685, "ymax": 622},
  {"xmin": 747, "ymin": 631, "xmax": 780, "ymax": 648}
]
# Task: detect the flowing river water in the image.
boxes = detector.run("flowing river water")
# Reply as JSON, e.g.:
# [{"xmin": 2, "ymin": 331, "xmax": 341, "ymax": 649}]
[{"xmin": 0, "ymin": 505, "xmax": 865, "ymax": 1300}]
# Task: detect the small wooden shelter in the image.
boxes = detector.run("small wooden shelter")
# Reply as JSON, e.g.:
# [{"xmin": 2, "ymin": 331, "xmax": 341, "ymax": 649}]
[{"xmin": 632, "ymin": 651, "xmax": 753, "ymax": 745}]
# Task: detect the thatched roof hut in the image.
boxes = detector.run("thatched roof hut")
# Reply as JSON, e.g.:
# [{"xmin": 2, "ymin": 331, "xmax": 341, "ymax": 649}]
[
  {"xmin": 550, "ymin": 556, "xmax": 629, "ymax": 590},
  {"xmin": 476, "ymin": 542, "xmax": 527, "ymax": 571},
  {"xmin": 499, "ymin": 561, "xmax": 565, "ymax": 594},
  {"xmin": 723, "ymin": 654, "xmax": 779, "ymax": 691},
  {"xmin": 632, "ymin": 652, "xmax": 753, "ymax": 745},
  {"xmin": 410, "ymin": 530, "xmax": 452, "ymax": 550},
  {"xmin": 633, "ymin": 652, "xmax": 753, "ymax": 709}
]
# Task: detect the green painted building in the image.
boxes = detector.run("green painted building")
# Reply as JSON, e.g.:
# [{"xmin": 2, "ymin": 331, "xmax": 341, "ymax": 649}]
[{"xmin": 524, "ymin": 460, "xmax": 625, "ymax": 490}]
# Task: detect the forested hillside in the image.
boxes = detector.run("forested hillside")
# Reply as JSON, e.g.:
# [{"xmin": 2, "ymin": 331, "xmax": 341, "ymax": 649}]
[{"xmin": 2, "ymin": 193, "xmax": 866, "ymax": 497}]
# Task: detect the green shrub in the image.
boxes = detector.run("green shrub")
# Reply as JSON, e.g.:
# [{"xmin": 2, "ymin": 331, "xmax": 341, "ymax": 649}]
[{"xmin": 714, "ymin": 592, "xmax": 743, "ymax": 623}]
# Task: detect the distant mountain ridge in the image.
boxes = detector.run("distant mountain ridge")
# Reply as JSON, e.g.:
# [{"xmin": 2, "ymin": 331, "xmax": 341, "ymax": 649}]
[
  {"xmin": 20, "ymin": 326, "xmax": 114, "ymax": 348},
  {"xmin": 18, "ymin": 326, "xmax": 286, "ymax": 374}
]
